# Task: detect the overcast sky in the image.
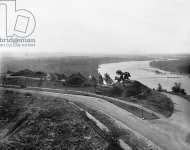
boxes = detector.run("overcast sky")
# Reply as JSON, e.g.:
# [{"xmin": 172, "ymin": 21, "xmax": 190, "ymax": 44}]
[{"xmin": 1, "ymin": 0, "xmax": 190, "ymax": 56}]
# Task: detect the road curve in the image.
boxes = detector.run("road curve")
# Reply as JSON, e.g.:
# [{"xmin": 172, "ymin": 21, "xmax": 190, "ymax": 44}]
[
  {"xmin": 162, "ymin": 93, "xmax": 190, "ymax": 131},
  {"xmin": 1, "ymin": 87, "xmax": 190, "ymax": 150}
]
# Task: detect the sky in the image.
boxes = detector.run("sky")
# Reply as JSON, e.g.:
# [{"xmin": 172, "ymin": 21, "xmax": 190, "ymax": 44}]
[{"xmin": 1, "ymin": 0, "xmax": 190, "ymax": 56}]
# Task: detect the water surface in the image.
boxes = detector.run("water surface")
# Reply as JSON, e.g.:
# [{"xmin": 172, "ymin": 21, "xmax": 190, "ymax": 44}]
[{"xmin": 98, "ymin": 60, "xmax": 190, "ymax": 94}]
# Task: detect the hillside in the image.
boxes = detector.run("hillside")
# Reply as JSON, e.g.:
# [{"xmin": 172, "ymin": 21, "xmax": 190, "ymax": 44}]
[
  {"xmin": 150, "ymin": 57, "xmax": 190, "ymax": 74},
  {"xmin": 0, "ymin": 90, "xmax": 113, "ymax": 150}
]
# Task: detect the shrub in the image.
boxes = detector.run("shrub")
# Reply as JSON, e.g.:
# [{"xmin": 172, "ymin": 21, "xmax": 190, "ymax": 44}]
[
  {"xmin": 34, "ymin": 71, "xmax": 46, "ymax": 78},
  {"xmin": 11, "ymin": 69, "xmax": 34, "ymax": 77},
  {"xmin": 104, "ymin": 73, "xmax": 113, "ymax": 85},
  {"xmin": 66, "ymin": 73, "xmax": 87, "ymax": 87},
  {"xmin": 98, "ymin": 73, "xmax": 104, "ymax": 85},
  {"xmin": 109, "ymin": 85, "xmax": 124, "ymax": 97},
  {"xmin": 24, "ymin": 92, "xmax": 32, "ymax": 97},
  {"xmin": 157, "ymin": 83, "xmax": 162, "ymax": 91},
  {"xmin": 0, "ymin": 91, "xmax": 22, "ymax": 121},
  {"xmin": 55, "ymin": 73, "xmax": 67, "ymax": 80},
  {"xmin": 172, "ymin": 82, "xmax": 186, "ymax": 95},
  {"xmin": 88, "ymin": 76, "xmax": 98, "ymax": 87}
]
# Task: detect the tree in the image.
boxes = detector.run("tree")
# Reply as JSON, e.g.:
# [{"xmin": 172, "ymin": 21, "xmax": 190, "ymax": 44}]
[
  {"xmin": 104, "ymin": 73, "xmax": 113, "ymax": 85},
  {"xmin": 7, "ymin": 70, "xmax": 14, "ymax": 75},
  {"xmin": 172, "ymin": 82, "xmax": 186, "ymax": 95},
  {"xmin": 34, "ymin": 71, "xmax": 46, "ymax": 78},
  {"xmin": 115, "ymin": 70, "xmax": 123, "ymax": 83},
  {"xmin": 66, "ymin": 73, "xmax": 86, "ymax": 87},
  {"xmin": 38, "ymin": 76, "xmax": 43, "ymax": 87},
  {"xmin": 89, "ymin": 75, "xmax": 97, "ymax": 88},
  {"xmin": 123, "ymin": 72, "xmax": 131, "ymax": 81},
  {"xmin": 115, "ymin": 70, "xmax": 131, "ymax": 83},
  {"xmin": 55, "ymin": 73, "xmax": 67, "ymax": 80},
  {"xmin": 1, "ymin": 74, "xmax": 7, "ymax": 87},
  {"xmin": 157, "ymin": 83, "xmax": 162, "ymax": 91},
  {"xmin": 11, "ymin": 69, "xmax": 34, "ymax": 77},
  {"xmin": 98, "ymin": 73, "xmax": 104, "ymax": 85}
]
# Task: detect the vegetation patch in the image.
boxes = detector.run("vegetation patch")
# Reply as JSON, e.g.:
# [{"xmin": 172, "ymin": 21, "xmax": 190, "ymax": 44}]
[
  {"xmin": 102, "ymin": 99, "xmax": 159, "ymax": 120},
  {"xmin": 132, "ymin": 91, "xmax": 174, "ymax": 117},
  {"xmin": 150, "ymin": 57, "xmax": 190, "ymax": 74},
  {"xmin": 96, "ymin": 82, "xmax": 173, "ymax": 117},
  {"xmin": 0, "ymin": 90, "xmax": 113, "ymax": 150},
  {"xmin": 65, "ymin": 91, "xmax": 159, "ymax": 120},
  {"xmin": 75, "ymin": 103, "xmax": 157, "ymax": 150}
]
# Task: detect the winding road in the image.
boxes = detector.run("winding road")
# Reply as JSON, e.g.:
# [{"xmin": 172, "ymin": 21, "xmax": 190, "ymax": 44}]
[{"xmin": 1, "ymin": 87, "xmax": 190, "ymax": 150}]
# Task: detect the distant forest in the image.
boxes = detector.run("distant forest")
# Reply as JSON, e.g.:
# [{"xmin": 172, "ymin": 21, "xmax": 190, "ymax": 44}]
[
  {"xmin": 1, "ymin": 56, "xmax": 151, "ymax": 77},
  {"xmin": 150, "ymin": 56, "xmax": 190, "ymax": 74}
]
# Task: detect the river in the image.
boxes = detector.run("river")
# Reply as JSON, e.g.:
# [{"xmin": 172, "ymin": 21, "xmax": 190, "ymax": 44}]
[{"xmin": 98, "ymin": 60, "xmax": 190, "ymax": 95}]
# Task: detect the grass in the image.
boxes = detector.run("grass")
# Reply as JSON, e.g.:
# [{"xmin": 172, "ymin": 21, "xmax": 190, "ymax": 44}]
[
  {"xmin": 14, "ymin": 85, "xmax": 160, "ymax": 120},
  {"xmin": 131, "ymin": 91, "xmax": 174, "ymax": 117},
  {"xmin": 66, "ymin": 86, "xmax": 172, "ymax": 118},
  {"xmin": 101, "ymin": 99, "xmax": 159, "ymax": 120},
  {"xmin": 74, "ymin": 102, "xmax": 156, "ymax": 150},
  {"xmin": 0, "ymin": 90, "xmax": 112, "ymax": 150},
  {"xmin": 2, "ymin": 70, "xmax": 174, "ymax": 118},
  {"xmin": 182, "ymin": 95, "xmax": 190, "ymax": 103},
  {"xmin": 2, "ymin": 77, "xmax": 173, "ymax": 118},
  {"xmin": 62, "ymin": 90, "xmax": 159, "ymax": 120}
]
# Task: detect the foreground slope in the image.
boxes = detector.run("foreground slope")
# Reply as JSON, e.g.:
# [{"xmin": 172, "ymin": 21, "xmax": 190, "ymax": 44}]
[{"xmin": 2, "ymin": 87, "xmax": 190, "ymax": 150}]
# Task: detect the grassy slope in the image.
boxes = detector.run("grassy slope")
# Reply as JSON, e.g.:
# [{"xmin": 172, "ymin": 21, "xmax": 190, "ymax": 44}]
[
  {"xmin": 75, "ymin": 103, "xmax": 157, "ymax": 150},
  {"xmin": 150, "ymin": 56, "xmax": 190, "ymax": 74},
  {"xmin": 2, "ymin": 76, "xmax": 174, "ymax": 117},
  {"xmin": 0, "ymin": 90, "xmax": 109, "ymax": 150},
  {"xmin": 132, "ymin": 91, "xmax": 174, "ymax": 117}
]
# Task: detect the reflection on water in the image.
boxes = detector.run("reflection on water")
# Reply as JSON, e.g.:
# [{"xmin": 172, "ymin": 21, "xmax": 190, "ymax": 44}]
[{"xmin": 98, "ymin": 61, "xmax": 190, "ymax": 94}]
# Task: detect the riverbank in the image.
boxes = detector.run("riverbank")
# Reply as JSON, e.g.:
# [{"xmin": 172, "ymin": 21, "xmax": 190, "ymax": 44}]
[
  {"xmin": 99, "ymin": 60, "xmax": 190, "ymax": 95},
  {"xmin": 150, "ymin": 57, "xmax": 190, "ymax": 75}
]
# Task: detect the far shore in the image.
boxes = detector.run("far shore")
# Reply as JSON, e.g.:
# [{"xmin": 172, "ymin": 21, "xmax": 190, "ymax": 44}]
[{"xmin": 150, "ymin": 57, "xmax": 190, "ymax": 75}]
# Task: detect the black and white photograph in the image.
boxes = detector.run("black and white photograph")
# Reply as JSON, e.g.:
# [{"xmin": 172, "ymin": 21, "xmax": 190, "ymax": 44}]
[{"xmin": 0, "ymin": 0, "xmax": 190, "ymax": 149}]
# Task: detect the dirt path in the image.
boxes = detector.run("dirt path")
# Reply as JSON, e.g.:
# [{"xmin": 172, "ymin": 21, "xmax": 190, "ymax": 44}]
[
  {"xmin": 162, "ymin": 93, "xmax": 190, "ymax": 131},
  {"xmin": 1, "ymin": 87, "xmax": 190, "ymax": 150},
  {"xmin": 27, "ymin": 86, "xmax": 165, "ymax": 118}
]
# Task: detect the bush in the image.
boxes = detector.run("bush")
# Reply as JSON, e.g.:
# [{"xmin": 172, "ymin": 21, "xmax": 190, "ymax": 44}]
[
  {"xmin": 172, "ymin": 82, "xmax": 186, "ymax": 95},
  {"xmin": 11, "ymin": 69, "xmax": 34, "ymax": 77},
  {"xmin": 55, "ymin": 73, "xmax": 67, "ymax": 80},
  {"xmin": 109, "ymin": 85, "xmax": 124, "ymax": 97},
  {"xmin": 157, "ymin": 83, "xmax": 162, "ymax": 91},
  {"xmin": 88, "ymin": 76, "xmax": 98, "ymax": 87},
  {"xmin": 66, "ymin": 73, "xmax": 87, "ymax": 87},
  {"xmin": 0, "ymin": 91, "xmax": 22, "ymax": 122},
  {"xmin": 24, "ymin": 92, "xmax": 32, "ymax": 97}
]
